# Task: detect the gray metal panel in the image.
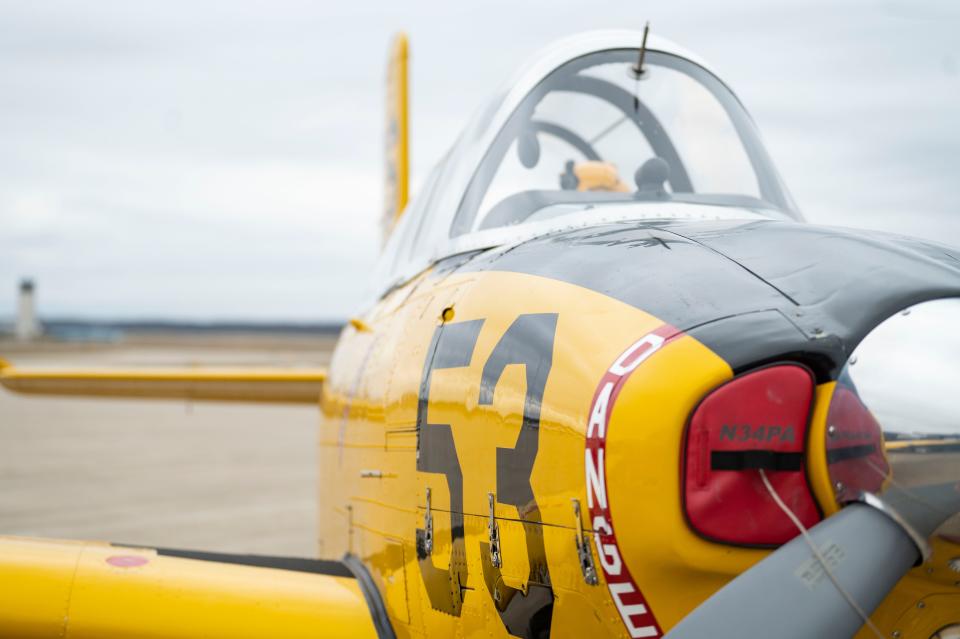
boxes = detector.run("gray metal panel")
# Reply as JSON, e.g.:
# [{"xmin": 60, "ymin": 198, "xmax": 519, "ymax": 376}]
[{"xmin": 664, "ymin": 504, "xmax": 918, "ymax": 639}]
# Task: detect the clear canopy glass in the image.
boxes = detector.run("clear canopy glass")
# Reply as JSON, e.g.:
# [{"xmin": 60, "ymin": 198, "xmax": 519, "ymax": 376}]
[{"xmin": 450, "ymin": 49, "xmax": 799, "ymax": 237}]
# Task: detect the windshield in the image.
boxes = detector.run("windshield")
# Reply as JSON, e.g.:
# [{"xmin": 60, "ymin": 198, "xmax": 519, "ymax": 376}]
[{"xmin": 451, "ymin": 49, "xmax": 798, "ymax": 237}]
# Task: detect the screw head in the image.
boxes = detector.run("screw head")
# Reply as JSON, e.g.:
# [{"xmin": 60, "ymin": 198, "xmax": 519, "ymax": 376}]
[
  {"xmin": 834, "ymin": 481, "xmax": 845, "ymax": 494},
  {"xmin": 827, "ymin": 425, "xmax": 838, "ymax": 438}
]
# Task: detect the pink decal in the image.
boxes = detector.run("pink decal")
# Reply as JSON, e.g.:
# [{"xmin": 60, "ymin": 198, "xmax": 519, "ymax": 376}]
[
  {"xmin": 584, "ymin": 324, "xmax": 678, "ymax": 639},
  {"xmin": 106, "ymin": 555, "xmax": 149, "ymax": 568}
]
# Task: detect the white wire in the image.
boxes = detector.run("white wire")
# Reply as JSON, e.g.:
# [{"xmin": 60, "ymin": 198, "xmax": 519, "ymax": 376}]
[{"xmin": 758, "ymin": 468, "xmax": 886, "ymax": 639}]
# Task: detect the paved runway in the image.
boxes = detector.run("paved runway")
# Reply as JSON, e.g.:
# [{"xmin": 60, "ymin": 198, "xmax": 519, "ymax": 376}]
[{"xmin": 0, "ymin": 337, "xmax": 334, "ymax": 557}]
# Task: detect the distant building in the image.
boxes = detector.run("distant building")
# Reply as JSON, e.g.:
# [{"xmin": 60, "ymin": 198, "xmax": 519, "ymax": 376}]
[{"xmin": 15, "ymin": 279, "xmax": 41, "ymax": 341}]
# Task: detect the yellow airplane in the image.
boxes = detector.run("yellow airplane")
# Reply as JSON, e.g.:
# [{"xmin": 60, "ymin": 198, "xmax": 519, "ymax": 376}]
[{"xmin": 2, "ymin": 28, "xmax": 960, "ymax": 639}]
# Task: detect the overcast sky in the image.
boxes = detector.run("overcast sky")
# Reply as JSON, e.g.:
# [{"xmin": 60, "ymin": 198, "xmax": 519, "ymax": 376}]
[{"xmin": 1, "ymin": 0, "xmax": 958, "ymax": 321}]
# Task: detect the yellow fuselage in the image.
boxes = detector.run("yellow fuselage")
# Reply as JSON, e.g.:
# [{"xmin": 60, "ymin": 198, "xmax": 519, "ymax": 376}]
[{"xmin": 319, "ymin": 265, "xmax": 960, "ymax": 639}]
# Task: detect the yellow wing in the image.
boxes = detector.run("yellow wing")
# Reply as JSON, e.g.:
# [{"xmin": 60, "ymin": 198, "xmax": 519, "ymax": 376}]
[
  {"xmin": 1, "ymin": 535, "xmax": 377, "ymax": 638},
  {"xmin": 0, "ymin": 358, "xmax": 325, "ymax": 404}
]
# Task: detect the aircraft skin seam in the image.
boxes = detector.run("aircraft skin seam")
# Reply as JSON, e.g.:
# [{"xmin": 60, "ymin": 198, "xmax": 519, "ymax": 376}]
[
  {"xmin": 58, "ymin": 541, "xmax": 87, "ymax": 639},
  {"xmin": 645, "ymin": 225, "xmax": 800, "ymax": 307}
]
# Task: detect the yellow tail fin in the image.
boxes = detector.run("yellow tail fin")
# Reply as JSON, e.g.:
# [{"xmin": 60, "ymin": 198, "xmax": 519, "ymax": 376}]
[{"xmin": 382, "ymin": 32, "xmax": 410, "ymax": 242}]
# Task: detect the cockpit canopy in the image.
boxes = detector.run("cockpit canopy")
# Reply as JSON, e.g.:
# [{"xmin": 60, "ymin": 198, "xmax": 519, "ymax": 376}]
[
  {"xmin": 373, "ymin": 31, "xmax": 801, "ymax": 296},
  {"xmin": 452, "ymin": 49, "xmax": 798, "ymax": 236}
]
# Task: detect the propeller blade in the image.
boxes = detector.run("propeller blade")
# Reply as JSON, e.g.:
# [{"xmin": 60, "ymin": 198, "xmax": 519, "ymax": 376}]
[{"xmin": 664, "ymin": 503, "xmax": 919, "ymax": 639}]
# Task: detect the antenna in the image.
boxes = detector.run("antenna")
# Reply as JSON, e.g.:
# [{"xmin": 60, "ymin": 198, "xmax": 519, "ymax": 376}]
[
  {"xmin": 632, "ymin": 22, "xmax": 650, "ymax": 78},
  {"xmin": 631, "ymin": 22, "xmax": 650, "ymax": 111}
]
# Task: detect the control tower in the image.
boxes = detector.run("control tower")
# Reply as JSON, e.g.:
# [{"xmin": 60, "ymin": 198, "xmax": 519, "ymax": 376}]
[{"xmin": 15, "ymin": 279, "xmax": 41, "ymax": 341}]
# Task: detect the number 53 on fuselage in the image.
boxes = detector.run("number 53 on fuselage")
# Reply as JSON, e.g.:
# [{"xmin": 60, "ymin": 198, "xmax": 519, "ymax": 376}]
[{"xmin": 4, "ymin": 29, "xmax": 960, "ymax": 639}]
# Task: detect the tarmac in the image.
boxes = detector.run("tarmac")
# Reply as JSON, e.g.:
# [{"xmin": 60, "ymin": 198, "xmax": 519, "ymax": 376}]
[{"xmin": 0, "ymin": 336, "xmax": 335, "ymax": 557}]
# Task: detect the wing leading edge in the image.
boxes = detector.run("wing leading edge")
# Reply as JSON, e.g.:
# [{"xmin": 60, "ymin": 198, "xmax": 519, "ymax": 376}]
[{"xmin": 0, "ymin": 358, "xmax": 326, "ymax": 404}]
